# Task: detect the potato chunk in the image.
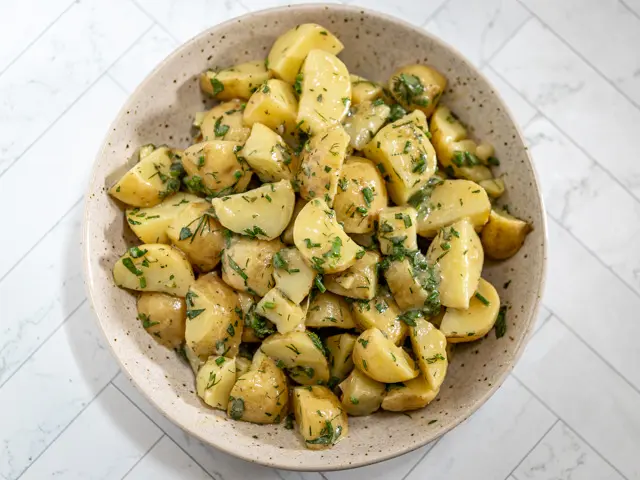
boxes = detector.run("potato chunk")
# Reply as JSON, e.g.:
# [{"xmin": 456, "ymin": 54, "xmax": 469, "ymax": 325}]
[
  {"xmin": 350, "ymin": 75, "xmax": 383, "ymax": 105},
  {"xmin": 243, "ymin": 123, "xmax": 299, "ymax": 182},
  {"xmin": 481, "ymin": 209, "xmax": 532, "ymax": 260},
  {"xmin": 293, "ymin": 386, "xmax": 348, "ymax": 450},
  {"xmin": 325, "ymin": 333, "xmax": 357, "ymax": 385},
  {"xmin": 195, "ymin": 356, "xmax": 237, "ymax": 410},
  {"xmin": 199, "ymin": 99, "xmax": 250, "ymax": 143},
  {"xmin": 381, "ymin": 375, "xmax": 439, "ymax": 412},
  {"xmin": 324, "ymin": 250, "xmax": 380, "ymax": 300},
  {"xmin": 221, "ymin": 236, "xmax": 283, "ymax": 296},
  {"xmin": 351, "ymin": 290, "xmax": 407, "ymax": 345},
  {"xmin": 200, "ymin": 61, "xmax": 270, "ymax": 100},
  {"xmin": 410, "ymin": 318, "xmax": 448, "ymax": 390},
  {"xmin": 243, "ymin": 79, "xmax": 299, "ymax": 144},
  {"xmin": 256, "ymin": 287, "xmax": 305, "ymax": 334},
  {"xmin": 338, "ymin": 368, "xmax": 385, "ymax": 416},
  {"xmin": 384, "ymin": 255, "xmax": 440, "ymax": 312},
  {"xmin": 137, "ymin": 293, "xmax": 186, "ymax": 349},
  {"xmin": 343, "ymin": 100, "xmax": 390, "ymax": 151},
  {"xmin": 352, "ymin": 328, "xmax": 419, "ymax": 383},
  {"xmin": 281, "ymin": 197, "xmax": 306, "ymax": 245},
  {"xmin": 306, "ymin": 291, "xmax": 356, "ymax": 329},
  {"xmin": 377, "ymin": 206, "xmax": 418, "ymax": 255},
  {"xmin": 272, "ymin": 247, "xmax": 316, "ymax": 304},
  {"xmin": 388, "ymin": 64, "xmax": 446, "ymax": 117}
]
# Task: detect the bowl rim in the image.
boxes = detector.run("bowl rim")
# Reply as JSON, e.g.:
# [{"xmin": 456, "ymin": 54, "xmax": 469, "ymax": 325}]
[{"xmin": 82, "ymin": 2, "xmax": 548, "ymax": 471}]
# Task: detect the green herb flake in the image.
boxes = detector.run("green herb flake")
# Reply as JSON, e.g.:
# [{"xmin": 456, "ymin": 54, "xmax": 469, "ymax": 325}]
[
  {"xmin": 495, "ymin": 305, "xmax": 508, "ymax": 338},
  {"xmin": 215, "ymin": 357, "xmax": 226, "ymax": 366},
  {"xmin": 229, "ymin": 397, "xmax": 245, "ymax": 420},
  {"xmin": 210, "ymin": 77, "xmax": 224, "ymax": 96},
  {"xmin": 475, "ymin": 292, "xmax": 491, "ymax": 306}
]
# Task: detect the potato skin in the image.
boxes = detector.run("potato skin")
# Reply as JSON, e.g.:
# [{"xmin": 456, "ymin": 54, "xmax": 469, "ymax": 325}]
[
  {"xmin": 350, "ymin": 290, "xmax": 407, "ymax": 345},
  {"xmin": 410, "ymin": 318, "xmax": 448, "ymax": 390},
  {"xmin": 200, "ymin": 61, "xmax": 270, "ymax": 100},
  {"xmin": 293, "ymin": 386, "xmax": 348, "ymax": 450},
  {"xmin": 352, "ymin": 328, "xmax": 419, "ymax": 383},
  {"xmin": 381, "ymin": 375, "xmax": 439, "ymax": 412},
  {"xmin": 306, "ymin": 291, "xmax": 356, "ymax": 329},
  {"xmin": 195, "ymin": 356, "xmax": 237, "ymax": 410},
  {"xmin": 324, "ymin": 250, "xmax": 380, "ymax": 300},
  {"xmin": 338, "ymin": 367, "xmax": 385, "ymax": 416},
  {"xmin": 137, "ymin": 292, "xmax": 186, "ymax": 349},
  {"xmin": 481, "ymin": 209, "xmax": 532, "ymax": 260},
  {"xmin": 343, "ymin": 101, "xmax": 390, "ymax": 151}
]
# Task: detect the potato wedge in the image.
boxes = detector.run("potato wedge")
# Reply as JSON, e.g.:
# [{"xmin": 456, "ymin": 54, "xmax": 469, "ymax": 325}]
[
  {"xmin": 481, "ymin": 209, "xmax": 532, "ymax": 260},
  {"xmin": 221, "ymin": 236, "xmax": 283, "ymax": 296},
  {"xmin": 350, "ymin": 75, "xmax": 383, "ymax": 105},
  {"xmin": 441, "ymin": 278, "xmax": 500, "ymax": 342},
  {"xmin": 261, "ymin": 331, "xmax": 330, "ymax": 385},
  {"xmin": 352, "ymin": 328, "xmax": 419, "ymax": 383},
  {"xmin": 195, "ymin": 356, "xmax": 237, "ymax": 410},
  {"xmin": 113, "ymin": 244, "xmax": 194, "ymax": 297},
  {"xmin": 338, "ymin": 367, "xmax": 385, "ymax": 416},
  {"xmin": 272, "ymin": 247, "xmax": 316, "ymax": 304},
  {"xmin": 343, "ymin": 100, "xmax": 390, "ymax": 151},
  {"xmin": 388, "ymin": 64, "xmax": 446, "ymax": 117},
  {"xmin": 235, "ymin": 356, "xmax": 252, "ymax": 377},
  {"xmin": 410, "ymin": 318, "xmax": 448, "ymax": 390},
  {"xmin": 256, "ymin": 287, "xmax": 306, "ymax": 334},
  {"xmin": 281, "ymin": 197, "xmax": 307, "ymax": 245},
  {"xmin": 199, "ymin": 99, "xmax": 250, "ymax": 143},
  {"xmin": 243, "ymin": 79, "xmax": 299, "ymax": 144},
  {"xmin": 351, "ymin": 291, "xmax": 407, "ymax": 345},
  {"xmin": 326, "ymin": 333, "xmax": 357, "ymax": 385},
  {"xmin": 478, "ymin": 177, "xmax": 505, "ymax": 198},
  {"xmin": 236, "ymin": 292, "xmax": 262, "ymax": 343},
  {"xmin": 137, "ymin": 293, "xmax": 186, "ymax": 349},
  {"xmin": 293, "ymin": 386, "xmax": 348, "ymax": 450},
  {"xmin": 200, "ymin": 61, "xmax": 270, "ymax": 100},
  {"xmin": 381, "ymin": 375, "xmax": 439, "ymax": 412},
  {"xmin": 324, "ymin": 250, "xmax": 380, "ymax": 300},
  {"xmin": 306, "ymin": 291, "xmax": 356, "ymax": 329},
  {"xmin": 243, "ymin": 123, "xmax": 299, "ymax": 182},
  {"xmin": 384, "ymin": 251, "xmax": 440, "ymax": 312},
  {"xmin": 377, "ymin": 206, "xmax": 418, "ymax": 255},
  {"xmin": 184, "ymin": 343, "xmax": 203, "ymax": 374}
]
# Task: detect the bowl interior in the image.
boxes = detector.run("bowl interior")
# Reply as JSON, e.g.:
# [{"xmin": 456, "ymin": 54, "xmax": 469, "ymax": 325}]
[{"xmin": 83, "ymin": 4, "xmax": 546, "ymax": 471}]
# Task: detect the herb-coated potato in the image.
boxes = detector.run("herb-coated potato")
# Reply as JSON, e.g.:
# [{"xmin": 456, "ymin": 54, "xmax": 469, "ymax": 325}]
[
  {"xmin": 377, "ymin": 206, "xmax": 418, "ymax": 255},
  {"xmin": 441, "ymin": 278, "xmax": 500, "ymax": 342},
  {"xmin": 228, "ymin": 355, "xmax": 288, "ymax": 424},
  {"xmin": 137, "ymin": 292, "xmax": 186, "ymax": 349},
  {"xmin": 293, "ymin": 386, "xmax": 348, "ymax": 450},
  {"xmin": 281, "ymin": 197, "xmax": 306, "ymax": 245},
  {"xmin": 481, "ymin": 209, "xmax": 532, "ymax": 260},
  {"xmin": 409, "ymin": 318, "xmax": 448, "ymax": 390},
  {"xmin": 381, "ymin": 375, "xmax": 439, "ymax": 412},
  {"xmin": 113, "ymin": 244, "xmax": 194, "ymax": 297},
  {"xmin": 363, "ymin": 110, "xmax": 437, "ymax": 205},
  {"xmin": 200, "ymin": 61, "xmax": 271, "ymax": 100},
  {"xmin": 348, "ymin": 232, "xmax": 378, "ymax": 249},
  {"xmin": 184, "ymin": 343, "xmax": 203, "ymax": 374},
  {"xmin": 384, "ymin": 254, "xmax": 440, "ymax": 312},
  {"xmin": 195, "ymin": 356, "xmax": 237, "ymax": 410},
  {"xmin": 338, "ymin": 367, "xmax": 385, "ymax": 416},
  {"xmin": 256, "ymin": 287, "xmax": 306, "ymax": 334},
  {"xmin": 109, "ymin": 147, "xmax": 177, "ymax": 207},
  {"xmin": 261, "ymin": 331, "xmax": 330, "ymax": 385},
  {"xmin": 221, "ymin": 236, "xmax": 283, "ymax": 296},
  {"xmin": 426, "ymin": 218, "xmax": 484, "ymax": 309},
  {"xmin": 293, "ymin": 198, "xmax": 361, "ymax": 274},
  {"xmin": 333, "ymin": 156, "xmax": 388, "ymax": 234},
  {"xmin": 237, "ymin": 292, "xmax": 261, "ymax": 342},
  {"xmin": 388, "ymin": 64, "xmax": 446, "ymax": 117},
  {"xmin": 343, "ymin": 100, "xmax": 390, "ymax": 151},
  {"xmin": 272, "ymin": 247, "xmax": 316, "ymax": 304},
  {"xmin": 243, "ymin": 79, "xmax": 299, "ymax": 144},
  {"xmin": 306, "ymin": 291, "xmax": 356, "ymax": 329},
  {"xmin": 415, "ymin": 179, "xmax": 491, "ymax": 238},
  {"xmin": 326, "ymin": 333, "xmax": 357, "ymax": 384},
  {"xmin": 350, "ymin": 75, "xmax": 383, "ymax": 105},
  {"xmin": 297, "ymin": 127, "xmax": 350, "ymax": 206},
  {"xmin": 297, "ymin": 49, "xmax": 351, "ymax": 135},
  {"xmin": 199, "ymin": 100, "xmax": 250, "ymax": 143},
  {"xmin": 182, "ymin": 141, "xmax": 252, "ymax": 197},
  {"xmin": 324, "ymin": 250, "xmax": 380, "ymax": 300},
  {"xmin": 126, "ymin": 193, "xmax": 204, "ymax": 244},
  {"xmin": 352, "ymin": 328, "xmax": 419, "ymax": 383},
  {"xmin": 235, "ymin": 356, "xmax": 252, "ymax": 377},
  {"xmin": 479, "ymin": 177, "xmax": 505, "ymax": 198},
  {"xmin": 211, "ymin": 180, "xmax": 295, "ymax": 241},
  {"xmin": 166, "ymin": 203, "xmax": 225, "ymax": 272},
  {"xmin": 243, "ymin": 123, "xmax": 299, "ymax": 183},
  {"xmin": 184, "ymin": 273, "xmax": 242, "ymax": 359},
  {"xmin": 351, "ymin": 290, "xmax": 407, "ymax": 345}
]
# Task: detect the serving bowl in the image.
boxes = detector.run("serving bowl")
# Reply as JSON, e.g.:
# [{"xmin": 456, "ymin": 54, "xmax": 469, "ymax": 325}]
[{"xmin": 83, "ymin": 3, "xmax": 546, "ymax": 471}]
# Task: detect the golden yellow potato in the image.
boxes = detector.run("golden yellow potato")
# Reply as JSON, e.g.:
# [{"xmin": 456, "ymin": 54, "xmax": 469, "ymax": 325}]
[
  {"xmin": 324, "ymin": 250, "xmax": 380, "ymax": 300},
  {"xmin": 272, "ymin": 247, "xmax": 316, "ymax": 304},
  {"xmin": 195, "ymin": 356, "xmax": 237, "ymax": 410},
  {"xmin": 325, "ymin": 333, "xmax": 357, "ymax": 385},
  {"xmin": 377, "ymin": 206, "xmax": 418, "ymax": 255},
  {"xmin": 200, "ymin": 61, "xmax": 271, "ymax": 100},
  {"xmin": 350, "ymin": 74, "xmax": 383, "ymax": 105},
  {"xmin": 381, "ymin": 375, "xmax": 439, "ymax": 412},
  {"xmin": 343, "ymin": 100, "xmax": 390, "ymax": 150},
  {"xmin": 333, "ymin": 156, "xmax": 388, "ymax": 234},
  {"xmin": 236, "ymin": 292, "xmax": 262, "ymax": 343},
  {"xmin": 221, "ymin": 236, "xmax": 283, "ymax": 296},
  {"xmin": 481, "ymin": 209, "xmax": 532, "ymax": 260},
  {"xmin": 256, "ymin": 287, "xmax": 306, "ymax": 334},
  {"xmin": 409, "ymin": 318, "xmax": 448, "ymax": 390},
  {"xmin": 243, "ymin": 79, "xmax": 299, "ymax": 144},
  {"xmin": 352, "ymin": 328, "xmax": 419, "ymax": 383},
  {"xmin": 306, "ymin": 291, "xmax": 356, "ymax": 329},
  {"xmin": 199, "ymin": 99, "xmax": 250, "ymax": 143},
  {"xmin": 243, "ymin": 123, "xmax": 299, "ymax": 182},
  {"xmin": 384, "ymin": 252, "xmax": 440, "ymax": 312},
  {"xmin": 388, "ymin": 64, "xmax": 446, "ymax": 117},
  {"xmin": 136, "ymin": 292, "xmax": 186, "ymax": 349},
  {"xmin": 235, "ymin": 356, "xmax": 252, "ymax": 377},
  {"xmin": 338, "ymin": 367, "xmax": 385, "ymax": 416},
  {"xmin": 280, "ymin": 197, "xmax": 306, "ymax": 245},
  {"xmin": 184, "ymin": 343, "xmax": 203, "ymax": 374},
  {"xmin": 351, "ymin": 290, "xmax": 407, "ymax": 345},
  {"xmin": 478, "ymin": 177, "xmax": 505, "ymax": 198},
  {"xmin": 293, "ymin": 386, "xmax": 348, "ymax": 450}
]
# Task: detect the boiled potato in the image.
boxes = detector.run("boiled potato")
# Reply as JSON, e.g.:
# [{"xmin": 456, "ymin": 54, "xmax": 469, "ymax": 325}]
[
  {"xmin": 333, "ymin": 156, "xmax": 388, "ymax": 234},
  {"xmin": 166, "ymin": 202, "xmax": 225, "ymax": 272},
  {"xmin": 256, "ymin": 287, "xmax": 305, "ymax": 334},
  {"xmin": 109, "ymin": 147, "xmax": 178, "ymax": 207},
  {"xmin": 293, "ymin": 386, "xmax": 348, "ymax": 450},
  {"xmin": 384, "ymin": 251, "xmax": 440, "ymax": 312},
  {"xmin": 481, "ymin": 209, "xmax": 532, "ymax": 260},
  {"xmin": 126, "ymin": 193, "xmax": 204, "ymax": 244},
  {"xmin": 348, "ymin": 232, "xmax": 378, "ymax": 249},
  {"xmin": 377, "ymin": 206, "xmax": 418, "ymax": 255},
  {"xmin": 243, "ymin": 79, "xmax": 299, "ymax": 144},
  {"xmin": 324, "ymin": 250, "xmax": 380, "ymax": 300},
  {"xmin": 363, "ymin": 110, "xmax": 437, "ymax": 205},
  {"xmin": 199, "ymin": 99, "xmax": 250, "ymax": 143},
  {"xmin": 441, "ymin": 278, "xmax": 500, "ymax": 342},
  {"xmin": 268, "ymin": 23, "xmax": 344, "ymax": 84},
  {"xmin": 293, "ymin": 198, "xmax": 361, "ymax": 274},
  {"xmin": 272, "ymin": 247, "xmax": 316, "ymax": 304},
  {"xmin": 184, "ymin": 272, "xmax": 242, "ymax": 359},
  {"xmin": 113, "ymin": 244, "xmax": 194, "ymax": 297},
  {"xmin": 410, "ymin": 318, "xmax": 448, "ymax": 390},
  {"xmin": 479, "ymin": 178, "xmax": 505, "ymax": 198},
  {"xmin": 182, "ymin": 141, "xmax": 252, "ymax": 197},
  {"xmin": 222, "ymin": 236, "xmax": 283, "ymax": 296},
  {"xmin": 137, "ymin": 292, "xmax": 186, "ymax": 349},
  {"xmin": 211, "ymin": 180, "xmax": 295, "ymax": 241},
  {"xmin": 350, "ymin": 75, "xmax": 383, "ymax": 105},
  {"xmin": 326, "ymin": 333, "xmax": 357, "ymax": 384},
  {"xmin": 297, "ymin": 49, "xmax": 351, "ymax": 135},
  {"xmin": 235, "ymin": 356, "xmax": 252, "ymax": 377},
  {"xmin": 338, "ymin": 367, "xmax": 385, "ymax": 416},
  {"xmin": 281, "ymin": 197, "xmax": 306, "ymax": 245},
  {"xmin": 195, "ymin": 356, "xmax": 236, "ymax": 410},
  {"xmin": 237, "ymin": 292, "xmax": 262, "ymax": 343},
  {"xmin": 261, "ymin": 331, "xmax": 330, "ymax": 385},
  {"xmin": 297, "ymin": 127, "xmax": 349, "ymax": 206},
  {"xmin": 243, "ymin": 123, "xmax": 299, "ymax": 182},
  {"xmin": 228, "ymin": 355, "xmax": 288, "ymax": 423},
  {"xmin": 184, "ymin": 343, "xmax": 203, "ymax": 374},
  {"xmin": 200, "ymin": 61, "xmax": 270, "ymax": 100},
  {"xmin": 352, "ymin": 328, "xmax": 419, "ymax": 383},
  {"xmin": 426, "ymin": 218, "xmax": 483, "ymax": 309},
  {"xmin": 381, "ymin": 375, "xmax": 439, "ymax": 412},
  {"xmin": 415, "ymin": 179, "xmax": 491, "ymax": 238},
  {"xmin": 306, "ymin": 291, "xmax": 356, "ymax": 329},
  {"xmin": 343, "ymin": 100, "xmax": 390, "ymax": 151},
  {"xmin": 388, "ymin": 64, "xmax": 446, "ymax": 117},
  {"xmin": 351, "ymin": 290, "xmax": 407, "ymax": 345}
]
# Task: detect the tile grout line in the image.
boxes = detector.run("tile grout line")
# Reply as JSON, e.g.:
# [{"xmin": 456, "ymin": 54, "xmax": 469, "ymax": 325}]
[
  {"xmin": 400, "ymin": 438, "xmax": 443, "ymax": 480},
  {"xmin": 504, "ymin": 418, "xmax": 560, "ymax": 478},
  {"xmin": 120, "ymin": 433, "xmax": 164, "ymax": 479},
  {"xmin": 105, "ymin": 71, "xmax": 134, "ymax": 95},
  {"xmin": 419, "ymin": 0, "xmax": 453, "ymax": 28},
  {"xmin": 128, "ymin": 0, "xmax": 181, "ymax": 44},
  {"xmin": 477, "ymin": 15, "xmax": 535, "ymax": 69},
  {"xmin": 620, "ymin": 0, "xmax": 640, "ymax": 22}
]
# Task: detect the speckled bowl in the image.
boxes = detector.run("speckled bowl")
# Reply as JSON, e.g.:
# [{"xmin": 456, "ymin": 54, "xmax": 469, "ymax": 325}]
[{"xmin": 83, "ymin": 3, "xmax": 546, "ymax": 471}]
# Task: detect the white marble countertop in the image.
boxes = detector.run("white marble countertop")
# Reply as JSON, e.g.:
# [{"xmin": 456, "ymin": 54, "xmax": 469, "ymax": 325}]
[{"xmin": 2, "ymin": 0, "xmax": 639, "ymax": 479}]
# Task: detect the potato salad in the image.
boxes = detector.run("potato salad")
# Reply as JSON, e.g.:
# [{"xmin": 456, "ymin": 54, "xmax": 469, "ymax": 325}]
[{"xmin": 108, "ymin": 23, "xmax": 532, "ymax": 450}]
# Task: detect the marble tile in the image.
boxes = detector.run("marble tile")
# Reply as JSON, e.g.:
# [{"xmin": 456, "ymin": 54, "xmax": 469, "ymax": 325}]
[
  {"xmin": 280, "ymin": 472, "xmax": 324, "ymax": 480},
  {"xmin": 0, "ymin": 202, "xmax": 85, "ymax": 386},
  {"xmin": 525, "ymin": 117, "xmax": 640, "ymax": 296},
  {"xmin": 0, "ymin": 0, "xmax": 151, "ymax": 176},
  {"xmin": 0, "ymin": 77, "xmax": 126, "ymax": 279},
  {"xmin": 514, "ymin": 317, "xmax": 640, "ymax": 479},
  {"xmin": 406, "ymin": 377, "xmax": 556, "ymax": 480},
  {"xmin": 424, "ymin": 0, "xmax": 530, "ymax": 66},
  {"xmin": 480, "ymin": 65, "xmax": 538, "ymax": 128},
  {"xmin": 521, "ymin": 0, "xmax": 640, "ymax": 105},
  {"xmin": 624, "ymin": 0, "xmax": 640, "ymax": 16},
  {"xmin": 112, "ymin": 372, "xmax": 284, "ymax": 480},
  {"xmin": 341, "ymin": 0, "xmax": 448, "ymax": 27},
  {"xmin": 533, "ymin": 304, "xmax": 551, "ymax": 333},
  {"xmin": 490, "ymin": 18, "xmax": 640, "ymax": 201},
  {"xmin": 240, "ymin": 0, "xmax": 341, "ymax": 9},
  {"xmin": 20, "ymin": 385, "xmax": 162, "ymax": 480},
  {"xmin": 109, "ymin": 25, "xmax": 179, "ymax": 93},
  {"xmin": 0, "ymin": 302, "xmax": 119, "ymax": 479},
  {"xmin": 513, "ymin": 421, "xmax": 625, "ymax": 480}
]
